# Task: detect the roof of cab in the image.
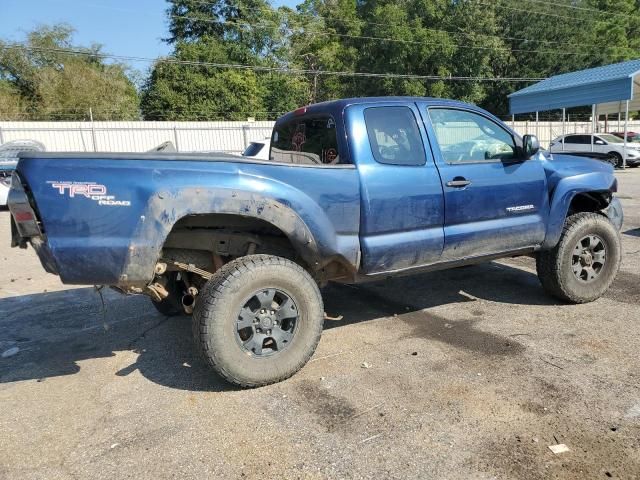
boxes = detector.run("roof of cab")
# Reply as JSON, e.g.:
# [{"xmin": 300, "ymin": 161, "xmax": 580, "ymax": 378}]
[{"xmin": 275, "ymin": 96, "xmax": 481, "ymax": 123}]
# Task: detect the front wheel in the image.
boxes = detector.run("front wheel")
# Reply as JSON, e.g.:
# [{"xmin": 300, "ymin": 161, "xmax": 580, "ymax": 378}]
[
  {"xmin": 192, "ymin": 255, "xmax": 324, "ymax": 387},
  {"xmin": 536, "ymin": 212, "xmax": 621, "ymax": 303}
]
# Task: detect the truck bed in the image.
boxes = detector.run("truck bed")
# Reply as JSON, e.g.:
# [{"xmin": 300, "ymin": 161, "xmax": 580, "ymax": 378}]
[{"xmin": 12, "ymin": 151, "xmax": 361, "ymax": 285}]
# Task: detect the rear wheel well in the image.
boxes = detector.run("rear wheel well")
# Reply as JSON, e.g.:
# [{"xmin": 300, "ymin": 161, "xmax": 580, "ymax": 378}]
[
  {"xmin": 162, "ymin": 213, "xmax": 301, "ymax": 265},
  {"xmin": 157, "ymin": 213, "xmax": 352, "ymax": 284}
]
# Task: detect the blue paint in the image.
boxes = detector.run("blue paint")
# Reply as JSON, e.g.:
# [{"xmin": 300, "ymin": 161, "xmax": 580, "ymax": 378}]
[
  {"xmin": 344, "ymin": 102, "xmax": 445, "ymax": 272},
  {"xmin": 10, "ymin": 97, "xmax": 620, "ymax": 287},
  {"xmin": 540, "ymin": 153, "xmax": 618, "ymax": 248}
]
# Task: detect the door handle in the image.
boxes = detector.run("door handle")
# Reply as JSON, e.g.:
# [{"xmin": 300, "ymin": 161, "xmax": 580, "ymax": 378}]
[{"xmin": 446, "ymin": 178, "xmax": 471, "ymax": 188}]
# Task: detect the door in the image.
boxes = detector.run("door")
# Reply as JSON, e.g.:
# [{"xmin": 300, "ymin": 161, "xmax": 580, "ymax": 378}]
[
  {"xmin": 420, "ymin": 105, "xmax": 549, "ymax": 260},
  {"xmin": 593, "ymin": 135, "xmax": 609, "ymax": 154},
  {"xmin": 564, "ymin": 134, "xmax": 591, "ymax": 153},
  {"xmin": 345, "ymin": 103, "xmax": 445, "ymax": 274}
]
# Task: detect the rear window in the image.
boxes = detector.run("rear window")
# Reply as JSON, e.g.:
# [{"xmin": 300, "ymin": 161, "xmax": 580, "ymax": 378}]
[
  {"xmin": 270, "ymin": 115, "xmax": 341, "ymax": 165},
  {"xmin": 364, "ymin": 106, "xmax": 426, "ymax": 165},
  {"xmin": 599, "ymin": 134, "xmax": 623, "ymax": 144}
]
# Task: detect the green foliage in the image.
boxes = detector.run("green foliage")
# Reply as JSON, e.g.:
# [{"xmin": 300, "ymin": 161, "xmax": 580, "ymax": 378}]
[
  {"xmin": 7, "ymin": 2, "xmax": 640, "ymax": 121},
  {"xmin": 145, "ymin": 0, "xmax": 640, "ymax": 119},
  {"xmin": 142, "ymin": 0, "xmax": 306, "ymax": 119},
  {"xmin": 0, "ymin": 24, "xmax": 139, "ymax": 120}
]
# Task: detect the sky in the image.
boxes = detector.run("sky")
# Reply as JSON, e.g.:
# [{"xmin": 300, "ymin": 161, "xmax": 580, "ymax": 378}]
[{"xmin": 1, "ymin": 0, "xmax": 299, "ymax": 70}]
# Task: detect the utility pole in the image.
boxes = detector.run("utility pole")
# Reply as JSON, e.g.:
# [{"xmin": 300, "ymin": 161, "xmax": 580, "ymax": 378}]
[{"xmin": 89, "ymin": 107, "xmax": 97, "ymax": 152}]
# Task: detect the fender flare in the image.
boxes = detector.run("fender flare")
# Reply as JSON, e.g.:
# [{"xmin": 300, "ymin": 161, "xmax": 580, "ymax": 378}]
[
  {"xmin": 542, "ymin": 172, "xmax": 617, "ymax": 249},
  {"xmin": 121, "ymin": 187, "xmax": 354, "ymax": 284}
]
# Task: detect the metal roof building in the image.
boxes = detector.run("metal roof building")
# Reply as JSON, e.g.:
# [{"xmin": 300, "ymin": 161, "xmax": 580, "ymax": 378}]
[
  {"xmin": 508, "ymin": 59, "xmax": 640, "ymax": 115},
  {"xmin": 508, "ymin": 59, "xmax": 640, "ymax": 167}
]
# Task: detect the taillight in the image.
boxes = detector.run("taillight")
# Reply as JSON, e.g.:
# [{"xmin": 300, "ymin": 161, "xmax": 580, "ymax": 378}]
[{"xmin": 14, "ymin": 211, "xmax": 34, "ymax": 222}]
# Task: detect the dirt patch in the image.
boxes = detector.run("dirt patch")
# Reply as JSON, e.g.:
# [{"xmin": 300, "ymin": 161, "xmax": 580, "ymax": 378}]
[
  {"xmin": 295, "ymin": 380, "xmax": 358, "ymax": 432},
  {"xmin": 401, "ymin": 311, "xmax": 525, "ymax": 356},
  {"xmin": 605, "ymin": 270, "xmax": 640, "ymax": 304}
]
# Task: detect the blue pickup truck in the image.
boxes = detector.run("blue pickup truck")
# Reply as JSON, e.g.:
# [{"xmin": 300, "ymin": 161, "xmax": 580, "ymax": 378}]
[{"xmin": 8, "ymin": 97, "xmax": 623, "ymax": 387}]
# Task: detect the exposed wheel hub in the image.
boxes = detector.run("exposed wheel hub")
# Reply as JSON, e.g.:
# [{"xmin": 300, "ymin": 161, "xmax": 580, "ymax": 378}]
[
  {"xmin": 235, "ymin": 289, "xmax": 299, "ymax": 357},
  {"xmin": 257, "ymin": 310, "xmax": 275, "ymax": 330},
  {"xmin": 580, "ymin": 252, "xmax": 593, "ymax": 267},
  {"xmin": 572, "ymin": 234, "xmax": 606, "ymax": 283}
]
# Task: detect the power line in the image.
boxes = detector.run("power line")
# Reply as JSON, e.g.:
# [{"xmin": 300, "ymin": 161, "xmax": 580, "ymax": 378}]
[
  {"xmin": 169, "ymin": 14, "xmax": 600, "ymax": 55},
  {"xmin": 485, "ymin": 0, "xmax": 606, "ymax": 23},
  {"xmin": 51, "ymin": 0, "xmax": 606, "ymax": 50},
  {"xmin": 1, "ymin": 44, "xmax": 546, "ymax": 82},
  {"xmin": 185, "ymin": 0, "xmax": 629, "ymax": 29},
  {"xmin": 168, "ymin": 14, "xmax": 594, "ymax": 56},
  {"xmin": 515, "ymin": 0, "xmax": 636, "ymax": 19}
]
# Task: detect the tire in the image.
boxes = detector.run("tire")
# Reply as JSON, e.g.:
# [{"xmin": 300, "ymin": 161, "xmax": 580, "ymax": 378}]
[
  {"xmin": 607, "ymin": 152, "xmax": 622, "ymax": 168},
  {"xmin": 536, "ymin": 212, "xmax": 621, "ymax": 303},
  {"xmin": 193, "ymin": 254, "xmax": 324, "ymax": 387},
  {"xmin": 150, "ymin": 273, "xmax": 184, "ymax": 317}
]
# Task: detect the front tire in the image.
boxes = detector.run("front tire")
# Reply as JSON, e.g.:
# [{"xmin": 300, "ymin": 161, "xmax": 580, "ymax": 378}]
[
  {"xmin": 536, "ymin": 212, "xmax": 621, "ymax": 303},
  {"xmin": 193, "ymin": 255, "xmax": 324, "ymax": 387}
]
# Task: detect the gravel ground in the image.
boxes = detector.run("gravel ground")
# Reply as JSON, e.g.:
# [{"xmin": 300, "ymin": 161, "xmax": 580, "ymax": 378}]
[{"xmin": 1, "ymin": 171, "xmax": 639, "ymax": 480}]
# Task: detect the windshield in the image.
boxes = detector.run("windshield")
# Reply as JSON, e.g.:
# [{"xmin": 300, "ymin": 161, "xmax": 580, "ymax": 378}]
[{"xmin": 599, "ymin": 134, "xmax": 624, "ymax": 144}]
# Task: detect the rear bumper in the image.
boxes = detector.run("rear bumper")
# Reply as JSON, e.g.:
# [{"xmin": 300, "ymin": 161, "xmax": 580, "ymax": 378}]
[{"xmin": 7, "ymin": 172, "xmax": 59, "ymax": 275}]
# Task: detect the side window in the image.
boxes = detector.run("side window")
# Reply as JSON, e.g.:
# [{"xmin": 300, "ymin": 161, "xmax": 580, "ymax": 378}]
[
  {"xmin": 428, "ymin": 108, "xmax": 517, "ymax": 163},
  {"xmin": 364, "ymin": 106, "xmax": 426, "ymax": 166},
  {"xmin": 577, "ymin": 135, "xmax": 591, "ymax": 145},
  {"xmin": 564, "ymin": 135, "xmax": 581, "ymax": 144},
  {"xmin": 270, "ymin": 115, "xmax": 341, "ymax": 165}
]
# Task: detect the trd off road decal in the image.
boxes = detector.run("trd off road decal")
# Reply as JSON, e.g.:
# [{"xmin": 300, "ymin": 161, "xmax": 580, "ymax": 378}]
[{"xmin": 48, "ymin": 181, "xmax": 131, "ymax": 206}]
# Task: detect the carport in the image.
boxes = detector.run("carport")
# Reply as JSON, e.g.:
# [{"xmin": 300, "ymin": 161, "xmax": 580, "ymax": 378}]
[{"xmin": 508, "ymin": 58, "xmax": 640, "ymax": 167}]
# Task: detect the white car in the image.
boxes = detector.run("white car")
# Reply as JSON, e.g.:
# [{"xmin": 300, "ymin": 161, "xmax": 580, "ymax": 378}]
[
  {"xmin": 242, "ymin": 139, "xmax": 270, "ymax": 160},
  {"xmin": 549, "ymin": 133, "xmax": 640, "ymax": 167},
  {"xmin": 0, "ymin": 140, "xmax": 46, "ymax": 207},
  {"xmin": 0, "ymin": 171, "xmax": 11, "ymax": 207}
]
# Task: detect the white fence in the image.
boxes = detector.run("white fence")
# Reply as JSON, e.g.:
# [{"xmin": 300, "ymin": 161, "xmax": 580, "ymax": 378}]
[
  {"xmin": 0, "ymin": 121, "xmax": 275, "ymax": 154},
  {"xmin": 1, "ymin": 119, "xmax": 639, "ymax": 153}
]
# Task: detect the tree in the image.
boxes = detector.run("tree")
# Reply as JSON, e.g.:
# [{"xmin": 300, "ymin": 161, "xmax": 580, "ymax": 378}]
[
  {"xmin": 138, "ymin": 0, "xmax": 640, "ymax": 118},
  {"xmin": 141, "ymin": 0, "xmax": 310, "ymax": 120},
  {"xmin": 0, "ymin": 81, "xmax": 28, "ymax": 120},
  {"xmin": 0, "ymin": 24, "xmax": 139, "ymax": 120},
  {"xmin": 141, "ymin": 40, "xmax": 265, "ymax": 120}
]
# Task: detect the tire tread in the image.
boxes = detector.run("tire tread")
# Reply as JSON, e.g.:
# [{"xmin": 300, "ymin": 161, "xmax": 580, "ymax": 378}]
[
  {"xmin": 192, "ymin": 254, "xmax": 323, "ymax": 388},
  {"xmin": 536, "ymin": 212, "xmax": 620, "ymax": 303}
]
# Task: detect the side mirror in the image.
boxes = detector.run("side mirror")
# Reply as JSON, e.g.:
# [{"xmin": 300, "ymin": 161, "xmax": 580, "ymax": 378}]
[
  {"xmin": 595, "ymin": 140, "xmax": 605, "ymax": 145},
  {"xmin": 522, "ymin": 134, "xmax": 540, "ymax": 158}
]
